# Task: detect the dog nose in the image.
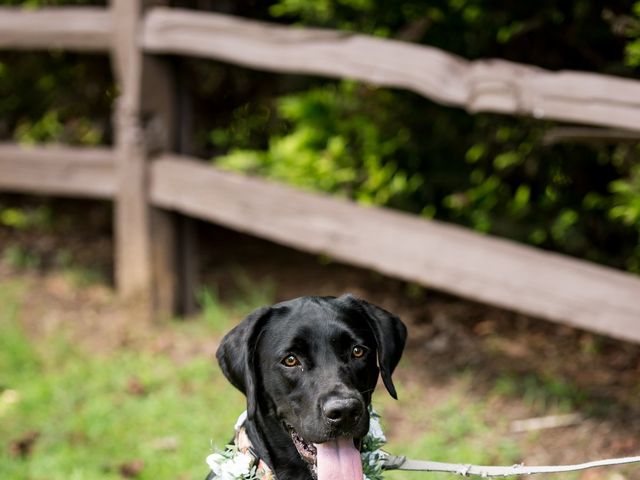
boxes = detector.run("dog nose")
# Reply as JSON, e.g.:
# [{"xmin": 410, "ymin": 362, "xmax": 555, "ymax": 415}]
[{"xmin": 322, "ymin": 397, "xmax": 363, "ymax": 426}]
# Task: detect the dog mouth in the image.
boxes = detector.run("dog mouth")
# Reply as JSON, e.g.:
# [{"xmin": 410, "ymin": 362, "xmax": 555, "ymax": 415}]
[
  {"xmin": 285, "ymin": 424, "xmax": 363, "ymax": 480},
  {"xmin": 289, "ymin": 426, "xmax": 318, "ymax": 465}
]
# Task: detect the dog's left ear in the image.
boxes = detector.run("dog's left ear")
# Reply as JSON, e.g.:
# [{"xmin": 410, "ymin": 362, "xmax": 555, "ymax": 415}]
[
  {"xmin": 216, "ymin": 306, "xmax": 272, "ymax": 417},
  {"xmin": 340, "ymin": 294, "xmax": 407, "ymax": 399}
]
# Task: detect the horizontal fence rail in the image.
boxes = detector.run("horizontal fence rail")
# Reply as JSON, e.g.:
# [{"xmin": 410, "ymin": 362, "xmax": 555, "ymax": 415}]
[
  {"xmin": 0, "ymin": 7, "xmax": 112, "ymax": 51},
  {"xmin": 0, "ymin": 144, "xmax": 115, "ymax": 199},
  {"xmin": 3, "ymin": 142, "xmax": 639, "ymax": 341},
  {"xmin": 1, "ymin": 5, "xmax": 639, "ymax": 337},
  {"xmin": 142, "ymin": 7, "xmax": 640, "ymax": 132},
  {"xmin": 151, "ymin": 155, "xmax": 640, "ymax": 345},
  {"xmin": 1, "ymin": 6, "xmax": 639, "ymax": 132}
]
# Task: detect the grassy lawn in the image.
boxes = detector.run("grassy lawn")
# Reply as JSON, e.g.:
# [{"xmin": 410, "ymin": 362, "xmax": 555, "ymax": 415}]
[
  {"xmin": 0, "ymin": 280, "xmax": 248, "ymax": 479},
  {"xmin": 0, "ymin": 276, "xmax": 526, "ymax": 480},
  {"xmin": 0, "ymin": 199, "xmax": 638, "ymax": 480},
  {"xmin": 0, "ymin": 276, "xmax": 517, "ymax": 479},
  {"xmin": 9, "ymin": 270, "xmax": 636, "ymax": 480}
]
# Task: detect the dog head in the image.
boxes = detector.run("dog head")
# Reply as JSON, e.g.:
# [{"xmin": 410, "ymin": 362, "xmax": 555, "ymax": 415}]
[{"xmin": 216, "ymin": 294, "xmax": 406, "ymax": 478}]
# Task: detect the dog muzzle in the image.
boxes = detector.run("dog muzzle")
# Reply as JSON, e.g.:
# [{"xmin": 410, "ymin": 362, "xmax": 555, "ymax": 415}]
[{"xmin": 205, "ymin": 409, "xmax": 388, "ymax": 480}]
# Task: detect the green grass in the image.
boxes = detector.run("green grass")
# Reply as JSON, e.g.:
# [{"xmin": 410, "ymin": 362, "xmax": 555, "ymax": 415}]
[
  {"xmin": 492, "ymin": 372, "xmax": 587, "ymax": 414},
  {"xmin": 0, "ymin": 282, "xmax": 245, "ymax": 480},
  {"xmin": 2, "ymin": 245, "xmax": 41, "ymax": 270},
  {"xmin": 378, "ymin": 378, "xmax": 521, "ymax": 480},
  {"xmin": 0, "ymin": 276, "xmax": 525, "ymax": 480},
  {"xmin": 197, "ymin": 270, "xmax": 276, "ymax": 336}
]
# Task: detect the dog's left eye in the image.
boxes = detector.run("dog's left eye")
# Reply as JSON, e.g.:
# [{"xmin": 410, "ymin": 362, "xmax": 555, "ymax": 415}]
[
  {"xmin": 282, "ymin": 354, "xmax": 300, "ymax": 367},
  {"xmin": 352, "ymin": 345, "xmax": 367, "ymax": 359}
]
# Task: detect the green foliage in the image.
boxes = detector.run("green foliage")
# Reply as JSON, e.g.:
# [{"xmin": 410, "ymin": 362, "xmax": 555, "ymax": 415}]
[
  {"xmin": 610, "ymin": 165, "xmax": 640, "ymax": 227},
  {"xmin": 270, "ymin": 0, "xmax": 383, "ymax": 34},
  {"xmin": 609, "ymin": 164, "xmax": 640, "ymax": 272},
  {"xmin": 214, "ymin": 82, "xmax": 423, "ymax": 208},
  {"xmin": 205, "ymin": 0, "xmax": 640, "ymax": 274},
  {"xmin": 0, "ymin": 204, "xmax": 53, "ymax": 230},
  {"xmin": 2, "ymin": 0, "xmax": 640, "ymax": 274},
  {"xmin": 439, "ymin": 122, "xmax": 640, "ymax": 271},
  {"xmin": 621, "ymin": 2, "xmax": 640, "ymax": 67},
  {"xmin": 2, "ymin": 245, "xmax": 41, "ymax": 270},
  {"xmin": 0, "ymin": 204, "xmax": 51, "ymax": 270},
  {"xmin": 0, "ymin": 3, "xmax": 112, "ymax": 145},
  {"xmin": 0, "ymin": 50, "xmax": 112, "ymax": 145},
  {"xmin": 212, "ymin": 84, "xmax": 640, "ymax": 272}
]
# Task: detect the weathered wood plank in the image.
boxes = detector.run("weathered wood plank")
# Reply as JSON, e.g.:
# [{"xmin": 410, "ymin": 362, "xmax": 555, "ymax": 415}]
[
  {"xmin": 145, "ymin": 55, "xmax": 182, "ymax": 318},
  {"xmin": 0, "ymin": 144, "xmax": 114, "ymax": 198},
  {"xmin": 151, "ymin": 155, "xmax": 640, "ymax": 344},
  {"xmin": 0, "ymin": 7, "xmax": 112, "ymax": 51},
  {"xmin": 142, "ymin": 7, "xmax": 640, "ymax": 132},
  {"xmin": 142, "ymin": 8, "xmax": 467, "ymax": 105},
  {"xmin": 111, "ymin": 0, "xmax": 152, "ymax": 310},
  {"xmin": 110, "ymin": 0, "xmax": 180, "ymax": 320}
]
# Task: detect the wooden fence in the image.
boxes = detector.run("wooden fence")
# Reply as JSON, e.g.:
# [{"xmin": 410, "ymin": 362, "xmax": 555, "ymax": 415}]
[{"xmin": 0, "ymin": 2, "xmax": 639, "ymax": 342}]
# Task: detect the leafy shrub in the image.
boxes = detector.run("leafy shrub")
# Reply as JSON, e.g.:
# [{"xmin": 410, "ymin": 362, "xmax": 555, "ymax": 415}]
[
  {"xmin": 207, "ymin": 0, "xmax": 640, "ymax": 274},
  {"xmin": 1, "ymin": 0, "xmax": 639, "ymax": 274},
  {"xmin": 214, "ymin": 82, "xmax": 424, "ymax": 209},
  {"xmin": 621, "ymin": 2, "xmax": 640, "ymax": 67},
  {"xmin": 212, "ymin": 84, "xmax": 640, "ymax": 273}
]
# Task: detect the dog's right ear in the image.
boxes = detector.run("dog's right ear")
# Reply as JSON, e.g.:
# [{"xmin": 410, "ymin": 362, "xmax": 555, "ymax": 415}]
[
  {"xmin": 216, "ymin": 306, "xmax": 272, "ymax": 415},
  {"xmin": 216, "ymin": 306, "xmax": 275, "ymax": 470}
]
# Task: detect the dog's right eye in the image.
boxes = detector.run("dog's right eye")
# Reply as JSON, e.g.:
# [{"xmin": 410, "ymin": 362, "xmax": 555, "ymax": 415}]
[{"xmin": 281, "ymin": 354, "xmax": 300, "ymax": 367}]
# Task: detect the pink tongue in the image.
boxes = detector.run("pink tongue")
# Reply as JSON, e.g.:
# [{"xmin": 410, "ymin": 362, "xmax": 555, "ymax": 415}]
[{"xmin": 315, "ymin": 437, "xmax": 363, "ymax": 480}]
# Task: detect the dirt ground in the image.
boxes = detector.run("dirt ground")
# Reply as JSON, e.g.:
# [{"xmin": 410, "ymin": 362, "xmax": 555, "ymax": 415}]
[{"xmin": 2, "ymin": 198, "xmax": 640, "ymax": 477}]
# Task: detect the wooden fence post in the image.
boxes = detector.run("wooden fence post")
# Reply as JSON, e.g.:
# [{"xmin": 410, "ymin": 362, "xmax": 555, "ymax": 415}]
[{"xmin": 110, "ymin": 0, "xmax": 179, "ymax": 320}]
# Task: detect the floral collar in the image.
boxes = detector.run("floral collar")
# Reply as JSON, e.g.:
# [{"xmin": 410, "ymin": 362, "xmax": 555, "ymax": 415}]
[{"xmin": 206, "ymin": 409, "xmax": 388, "ymax": 480}]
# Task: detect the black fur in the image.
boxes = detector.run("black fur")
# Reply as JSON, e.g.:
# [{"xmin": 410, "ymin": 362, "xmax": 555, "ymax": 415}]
[{"xmin": 214, "ymin": 294, "xmax": 407, "ymax": 480}]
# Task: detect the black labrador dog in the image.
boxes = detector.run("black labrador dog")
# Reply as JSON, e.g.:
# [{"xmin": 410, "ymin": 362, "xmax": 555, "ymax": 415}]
[{"xmin": 212, "ymin": 294, "xmax": 407, "ymax": 480}]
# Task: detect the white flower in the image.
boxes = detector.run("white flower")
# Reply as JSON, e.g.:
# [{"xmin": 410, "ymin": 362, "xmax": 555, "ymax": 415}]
[
  {"xmin": 206, "ymin": 449, "xmax": 255, "ymax": 480},
  {"xmin": 225, "ymin": 451, "xmax": 255, "ymax": 479},
  {"xmin": 367, "ymin": 413, "xmax": 386, "ymax": 443},
  {"xmin": 206, "ymin": 452, "xmax": 227, "ymax": 475}
]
